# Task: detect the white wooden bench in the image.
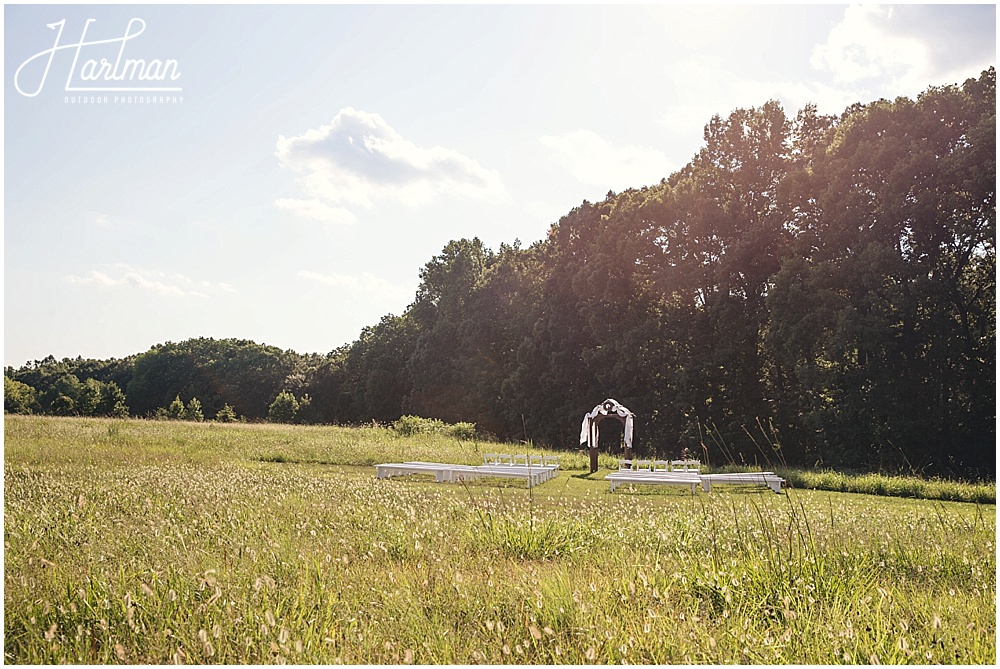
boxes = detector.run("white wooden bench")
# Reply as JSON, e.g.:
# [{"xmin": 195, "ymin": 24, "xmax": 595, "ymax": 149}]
[
  {"xmin": 699, "ymin": 472, "xmax": 784, "ymax": 494},
  {"xmin": 537, "ymin": 455, "xmax": 560, "ymax": 478},
  {"xmin": 619, "ymin": 459, "xmax": 661, "ymax": 471},
  {"xmin": 618, "ymin": 459, "xmax": 700, "ymax": 473},
  {"xmin": 377, "ymin": 457, "xmax": 560, "ymax": 489},
  {"xmin": 606, "ymin": 471, "xmax": 701, "ymax": 494},
  {"xmin": 671, "ymin": 459, "xmax": 701, "ymax": 473},
  {"xmin": 606, "ymin": 456, "xmax": 784, "ymax": 494},
  {"xmin": 467, "ymin": 464, "xmax": 549, "ymax": 487},
  {"xmin": 376, "ymin": 462, "xmax": 461, "ymax": 483},
  {"xmin": 482, "ymin": 454, "xmax": 559, "ymax": 481},
  {"xmin": 400, "ymin": 461, "xmax": 549, "ymax": 487}
]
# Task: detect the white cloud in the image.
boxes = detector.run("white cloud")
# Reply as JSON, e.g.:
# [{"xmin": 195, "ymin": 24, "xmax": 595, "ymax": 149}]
[
  {"xmin": 275, "ymin": 108, "xmax": 505, "ymax": 216},
  {"xmin": 811, "ymin": 5, "xmax": 929, "ymax": 86},
  {"xmin": 66, "ymin": 264, "xmax": 236, "ymax": 299},
  {"xmin": 539, "ymin": 130, "xmax": 677, "ymax": 191},
  {"xmin": 655, "ymin": 55, "xmax": 867, "ymax": 146},
  {"xmin": 298, "ymin": 270, "xmax": 410, "ymax": 302},
  {"xmin": 521, "ymin": 198, "xmax": 576, "ymax": 229},
  {"xmin": 86, "ymin": 211, "xmax": 139, "ymax": 231},
  {"xmin": 729, "ymin": 78, "xmax": 864, "ymax": 123},
  {"xmin": 273, "ymin": 197, "xmax": 356, "ymax": 225},
  {"xmin": 655, "ymin": 4, "xmax": 993, "ymax": 149}
]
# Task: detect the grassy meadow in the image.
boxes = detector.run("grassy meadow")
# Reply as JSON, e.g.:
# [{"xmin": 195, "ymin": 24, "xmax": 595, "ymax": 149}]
[{"xmin": 3, "ymin": 415, "xmax": 996, "ymax": 664}]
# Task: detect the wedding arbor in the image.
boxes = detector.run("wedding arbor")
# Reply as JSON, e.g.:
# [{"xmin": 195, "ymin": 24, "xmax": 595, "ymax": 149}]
[{"xmin": 579, "ymin": 399, "xmax": 634, "ymax": 473}]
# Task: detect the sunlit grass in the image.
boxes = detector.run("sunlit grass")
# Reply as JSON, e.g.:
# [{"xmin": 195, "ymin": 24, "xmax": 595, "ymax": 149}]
[
  {"xmin": 780, "ymin": 467, "xmax": 995, "ymax": 504},
  {"xmin": 4, "ymin": 415, "xmax": 995, "ymax": 664}
]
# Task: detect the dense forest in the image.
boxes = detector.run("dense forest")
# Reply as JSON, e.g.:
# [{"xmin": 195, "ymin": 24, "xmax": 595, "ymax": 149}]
[{"xmin": 6, "ymin": 70, "xmax": 995, "ymax": 478}]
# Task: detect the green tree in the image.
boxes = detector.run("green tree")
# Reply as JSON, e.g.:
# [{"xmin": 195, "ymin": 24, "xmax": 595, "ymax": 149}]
[
  {"xmin": 215, "ymin": 403, "xmax": 237, "ymax": 423},
  {"xmin": 296, "ymin": 394, "xmax": 313, "ymax": 423},
  {"xmin": 97, "ymin": 382, "xmax": 129, "ymax": 418},
  {"xmin": 768, "ymin": 68, "xmax": 996, "ymax": 473},
  {"xmin": 336, "ymin": 315, "xmax": 419, "ymax": 424},
  {"xmin": 167, "ymin": 395, "xmax": 185, "ymax": 420},
  {"xmin": 406, "ymin": 238, "xmax": 493, "ymax": 424},
  {"xmin": 109, "ymin": 399, "xmax": 129, "ymax": 419},
  {"xmin": 126, "ymin": 338, "xmax": 301, "ymax": 419},
  {"xmin": 50, "ymin": 394, "xmax": 76, "ymax": 416},
  {"xmin": 268, "ymin": 391, "xmax": 299, "ymax": 423},
  {"xmin": 299, "ymin": 351, "xmax": 349, "ymax": 424},
  {"xmin": 41, "ymin": 374, "xmax": 83, "ymax": 415},
  {"xmin": 78, "ymin": 378, "xmax": 103, "ymax": 416},
  {"xmin": 183, "ymin": 397, "xmax": 204, "ymax": 422},
  {"xmin": 4, "ymin": 376, "xmax": 38, "ymax": 414}
]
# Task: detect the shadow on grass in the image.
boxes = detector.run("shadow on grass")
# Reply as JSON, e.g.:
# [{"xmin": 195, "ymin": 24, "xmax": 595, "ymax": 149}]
[
  {"xmin": 571, "ymin": 471, "xmax": 607, "ymax": 480},
  {"xmin": 605, "ymin": 487, "xmax": 699, "ymax": 497},
  {"xmin": 258, "ymin": 454, "xmax": 341, "ymax": 466}
]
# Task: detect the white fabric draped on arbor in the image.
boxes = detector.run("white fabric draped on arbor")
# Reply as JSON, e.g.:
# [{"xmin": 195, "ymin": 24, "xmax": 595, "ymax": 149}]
[{"xmin": 579, "ymin": 398, "xmax": 634, "ymax": 451}]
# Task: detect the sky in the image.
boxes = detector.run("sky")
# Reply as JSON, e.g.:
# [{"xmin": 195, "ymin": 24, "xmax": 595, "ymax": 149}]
[{"xmin": 3, "ymin": 2, "xmax": 996, "ymax": 368}]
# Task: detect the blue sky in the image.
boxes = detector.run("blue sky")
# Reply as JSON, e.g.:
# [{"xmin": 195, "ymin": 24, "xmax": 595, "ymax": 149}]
[{"xmin": 4, "ymin": 3, "xmax": 996, "ymax": 367}]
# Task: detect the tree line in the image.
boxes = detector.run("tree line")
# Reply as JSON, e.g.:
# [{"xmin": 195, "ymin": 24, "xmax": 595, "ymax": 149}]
[{"xmin": 6, "ymin": 70, "xmax": 995, "ymax": 478}]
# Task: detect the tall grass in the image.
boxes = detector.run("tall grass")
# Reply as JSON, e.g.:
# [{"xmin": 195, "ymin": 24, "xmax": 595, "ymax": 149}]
[
  {"xmin": 4, "ymin": 415, "xmax": 995, "ymax": 664},
  {"xmin": 781, "ymin": 467, "xmax": 995, "ymax": 504},
  {"xmin": 697, "ymin": 418, "xmax": 996, "ymax": 504}
]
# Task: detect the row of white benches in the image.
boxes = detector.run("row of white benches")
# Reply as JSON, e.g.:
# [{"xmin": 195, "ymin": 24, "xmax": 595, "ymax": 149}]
[
  {"xmin": 375, "ymin": 454, "xmax": 560, "ymax": 488},
  {"xmin": 607, "ymin": 463, "xmax": 785, "ymax": 494},
  {"xmin": 619, "ymin": 458, "xmax": 703, "ymax": 473},
  {"xmin": 375, "ymin": 454, "xmax": 783, "ymax": 494},
  {"xmin": 483, "ymin": 453, "xmax": 560, "ymax": 468}
]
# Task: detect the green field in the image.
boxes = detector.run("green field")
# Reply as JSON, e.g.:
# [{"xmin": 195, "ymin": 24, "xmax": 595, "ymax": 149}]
[{"xmin": 3, "ymin": 415, "xmax": 995, "ymax": 664}]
